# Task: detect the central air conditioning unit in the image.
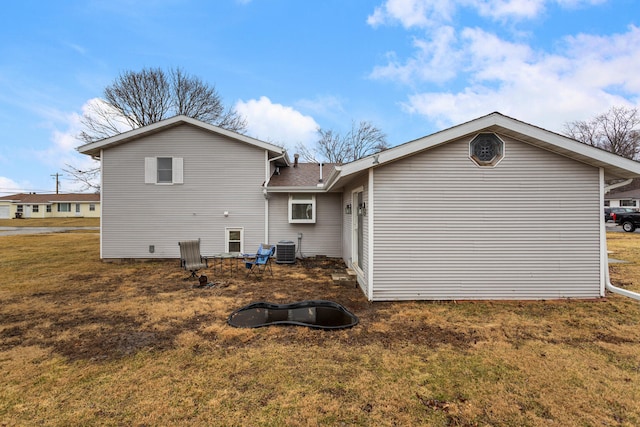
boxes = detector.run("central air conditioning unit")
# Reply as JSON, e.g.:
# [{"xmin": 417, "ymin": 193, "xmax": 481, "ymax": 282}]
[{"xmin": 276, "ymin": 240, "xmax": 296, "ymax": 264}]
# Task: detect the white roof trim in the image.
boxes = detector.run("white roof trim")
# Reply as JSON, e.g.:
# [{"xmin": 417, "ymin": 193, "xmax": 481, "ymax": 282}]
[
  {"xmin": 265, "ymin": 186, "xmax": 329, "ymax": 193},
  {"xmin": 331, "ymin": 112, "xmax": 640, "ymax": 188},
  {"xmin": 78, "ymin": 115, "xmax": 286, "ymax": 158}
]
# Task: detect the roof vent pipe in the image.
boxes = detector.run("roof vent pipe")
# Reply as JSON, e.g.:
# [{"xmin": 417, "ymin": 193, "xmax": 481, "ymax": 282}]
[
  {"xmin": 319, "ymin": 162, "xmax": 323, "ymax": 183},
  {"xmin": 294, "ymin": 154, "xmax": 299, "ymax": 167}
]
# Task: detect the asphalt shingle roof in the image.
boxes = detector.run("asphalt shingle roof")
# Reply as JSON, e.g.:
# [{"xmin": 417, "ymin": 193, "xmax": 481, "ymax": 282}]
[
  {"xmin": 267, "ymin": 163, "xmax": 337, "ymax": 187},
  {"xmin": 0, "ymin": 193, "xmax": 100, "ymax": 203}
]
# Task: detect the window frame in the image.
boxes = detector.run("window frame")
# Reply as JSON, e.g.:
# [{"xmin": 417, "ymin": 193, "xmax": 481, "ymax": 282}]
[
  {"xmin": 288, "ymin": 194, "xmax": 316, "ymax": 224},
  {"xmin": 57, "ymin": 203, "xmax": 71, "ymax": 212},
  {"xmin": 32, "ymin": 205, "xmax": 39, "ymax": 213},
  {"xmin": 89, "ymin": 204, "xmax": 95, "ymax": 212},
  {"xmin": 156, "ymin": 157, "xmax": 173, "ymax": 183},
  {"xmin": 225, "ymin": 227, "xmax": 244, "ymax": 253},
  {"xmin": 145, "ymin": 157, "xmax": 184, "ymax": 185},
  {"xmin": 469, "ymin": 133, "xmax": 505, "ymax": 167}
]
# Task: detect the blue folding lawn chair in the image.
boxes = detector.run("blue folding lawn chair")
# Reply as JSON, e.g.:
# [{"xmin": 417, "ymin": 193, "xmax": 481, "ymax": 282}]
[{"xmin": 244, "ymin": 244, "xmax": 276, "ymax": 277}]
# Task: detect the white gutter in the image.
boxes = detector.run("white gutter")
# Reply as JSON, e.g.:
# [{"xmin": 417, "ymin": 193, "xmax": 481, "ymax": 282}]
[
  {"xmin": 263, "ymin": 186, "xmax": 328, "ymax": 193},
  {"xmin": 604, "ymin": 178, "xmax": 633, "ymax": 194}
]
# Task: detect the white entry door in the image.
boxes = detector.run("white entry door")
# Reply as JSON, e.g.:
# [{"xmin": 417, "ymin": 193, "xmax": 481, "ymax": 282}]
[{"xmin": 351, "ymin": 190, "xmax": 364, "ymax": 273}]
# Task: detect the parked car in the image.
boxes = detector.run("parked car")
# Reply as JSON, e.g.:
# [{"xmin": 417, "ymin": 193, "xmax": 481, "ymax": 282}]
[
  {"xmin": 605, "ymin": 207, "xmax": 637, "ymax": 222},
  {"xmin": 612, "ymin": 210, "xmax": 640, "ymax": 232}
]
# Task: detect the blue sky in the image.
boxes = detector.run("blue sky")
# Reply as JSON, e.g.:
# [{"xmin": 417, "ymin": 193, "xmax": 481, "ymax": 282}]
[{"xmin": 0, "ymin": 0, "xmax": 638, "ymax": 195}]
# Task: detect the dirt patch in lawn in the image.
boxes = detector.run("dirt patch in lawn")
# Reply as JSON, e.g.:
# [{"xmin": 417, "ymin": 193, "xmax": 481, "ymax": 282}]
[{"xmin": 0, "ymin": 252, "xmax": 475, "ymax": 362}]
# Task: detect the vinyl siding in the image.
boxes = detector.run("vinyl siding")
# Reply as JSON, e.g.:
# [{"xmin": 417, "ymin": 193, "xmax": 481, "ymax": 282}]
[
  {"xmin": 268, "ymin": 192, "xmax": 342, "ymax": 257},
  {"xmin": 101, "ymin": 124, "xmax": 266, "ymax": 259},
  {"xmin": 372, "ymin": 134, "xmax": 601, "ymax": 301}
]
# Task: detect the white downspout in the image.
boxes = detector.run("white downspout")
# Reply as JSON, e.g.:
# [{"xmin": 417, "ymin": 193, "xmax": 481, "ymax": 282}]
[
  {"xmin": 600, "ymin": 169, "xmax": 640, "ymax": 300},
  {"xmin": 263, "ymin": 152, "xmax": 286, "ymax": 244},
  {"xmin": 606, "ymin": 272, "xmax": 640, "ymax": 300},
  {"xmin": 264, "ymin": 151, "xmax": 270, "ymax": 244},
  {"xmin": 99, "ymin": 149, "xmax": 104, "ymax": 259},
  {"xmin": 367, "ymin": 168, "xmax": 374, "ymax": 301}
]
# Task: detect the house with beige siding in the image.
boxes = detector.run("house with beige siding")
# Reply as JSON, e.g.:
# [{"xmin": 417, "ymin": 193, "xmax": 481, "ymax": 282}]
[
  {"xmin": 605, "ymin": 188, "xmax": 640, "ymax": 210},
  {"xmin": 78, "ymin": 113, "xmax": 640, "ymax": 301},
  {"xmin": 0, "ymin": 193, "xmax": 100, "ymax": 219}
]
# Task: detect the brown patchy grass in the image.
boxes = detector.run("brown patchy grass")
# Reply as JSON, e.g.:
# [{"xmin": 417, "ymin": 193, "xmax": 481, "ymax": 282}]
[
  {"xmin": 0, "ymin": 217, "xmax": 100, "ymax": 227},
  {"xmin": 1, "ymin": 230, "xmax": 640, "ymax": 426}
]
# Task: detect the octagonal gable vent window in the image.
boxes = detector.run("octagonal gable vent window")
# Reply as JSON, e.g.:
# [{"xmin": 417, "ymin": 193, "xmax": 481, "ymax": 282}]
[{"xmin": 469, "ymin": 133, "xmax": 504, "ymax": 167}]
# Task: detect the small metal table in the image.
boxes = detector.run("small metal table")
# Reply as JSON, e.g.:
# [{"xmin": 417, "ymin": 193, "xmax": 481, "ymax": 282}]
[{"xmin": 211, "ymin": 252, "xmax": 242, "ymax": 275}]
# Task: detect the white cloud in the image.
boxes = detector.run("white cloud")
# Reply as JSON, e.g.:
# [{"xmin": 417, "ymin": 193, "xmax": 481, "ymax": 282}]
[
  {"xmin": 368, "ymin": 0, "xmax": 455, "ymax": 29},
  {"xmin": 367, "ymin": 0, "xmax": 607, "ymax": 27},
  {"xmin": 235, "ymin": 96, "xmax": 319, "ymax": 152},
  {"xmin": 31, "ymin": 100, "xmax": 101, "ymax": 192},
  {"xmin": 401, "ymin": 25, "xmax": 640, "ymax": 131},
  {"xmin": 471, "ymin": 0, "xmax": 547, "ymax": 21},
  {"xmin": 0, "ymin": 176, "xmax": 30, "ymax": 196},
  {"xmin": 368, "ymin": 0, "xmax": 640, "ymax": 133},
  {"xmin": 370, "ymin": 26, "xmax": 460, "ymax": 84}
]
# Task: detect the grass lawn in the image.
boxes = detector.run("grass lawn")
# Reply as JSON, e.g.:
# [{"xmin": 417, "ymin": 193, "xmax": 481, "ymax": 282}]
[
  {"xmin": 1, "ymin": 229, "xmax": 640, "ymax": 426},
  {"xmin": 0, "ymin": 217, "xmax": 99, "ymax": 227}
]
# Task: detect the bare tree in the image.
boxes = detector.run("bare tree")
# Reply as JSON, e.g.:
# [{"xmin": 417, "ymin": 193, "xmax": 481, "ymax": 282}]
[
  {"xmin": 297, "ymin": 120, "xmax": 388, "ymax": 164},
  {"xmin": 63, "ymin": 167, "xmax": 101, "ymax": 193},
  {"xmin": 171, "ymin": 68, "xmax": 246, "ymax": 132},
  {"xmin": 564, "ymin": 106, "xmax": 640, "ymax": 160},
  {"xmin": 69, "ymin": 67, "xmax": 247, "ymax": 190},
  {"xmin": 79, "ymin": 67, "xmax": 246, "ymax": 144}
]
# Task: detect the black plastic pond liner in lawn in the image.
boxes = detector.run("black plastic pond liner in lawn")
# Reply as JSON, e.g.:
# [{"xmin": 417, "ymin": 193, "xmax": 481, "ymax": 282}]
[{"xmin": 227, "ymin": 300, "xmax": 359, "ymax": 329}]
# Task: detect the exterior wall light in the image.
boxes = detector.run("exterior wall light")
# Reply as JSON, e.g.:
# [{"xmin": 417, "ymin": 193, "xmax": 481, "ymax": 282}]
[
  {"xmin": 358, "ymin": 202, "xmax": 367, "ymax": 216},
  {"xmin": 345, "ymin": 203, "xmax": 352, "ymax": 214}
]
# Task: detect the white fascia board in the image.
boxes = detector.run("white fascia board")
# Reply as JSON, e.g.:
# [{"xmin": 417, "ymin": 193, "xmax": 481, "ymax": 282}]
[
  {"xmin": 334, "ymin": 112, "xmax": 640, "ymax": 184},
  {"xmin": 78, "ymin": 115, "xmax": 286, "ymax": 157},
  {"xmin": 491, "ymin": 114, "xmax": 640, "ymax": 177},
  {"xmin": 265, "ymin": 186, "xmax": 328, "ymax": 193},
  {"xmin": 335, "ymin": 114, "xmax": 494, "ymax": 181},
  {"xmin": 323, "ymin": 166, "xmax": 342, "ymax": 188}
]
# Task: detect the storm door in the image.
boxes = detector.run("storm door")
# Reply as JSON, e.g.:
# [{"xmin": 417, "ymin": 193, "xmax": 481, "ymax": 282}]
[{"xmin": 352, "ymin": 190, "xmax": 364, "ymax": 272}]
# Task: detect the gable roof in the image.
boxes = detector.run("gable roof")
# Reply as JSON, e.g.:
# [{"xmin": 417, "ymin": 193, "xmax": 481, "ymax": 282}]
[
  {"xmin": 330, "ymin": 112, "xmax": 640, "ymax": 189},
  {"xmin": 77, "ymin": 115, "xmax": 289, "ymax": 164},
  {"xmin": 0, "ymin": 193, "xmax": 100, "ymax": 204}
]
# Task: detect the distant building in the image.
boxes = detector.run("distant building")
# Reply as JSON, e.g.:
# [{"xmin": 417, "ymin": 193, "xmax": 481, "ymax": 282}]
[
  {"xmin": 0, "ymin": 193, "xmax": 100, "ymax": 219},
  {"xmin": 605, "ymin": 188, "xmax": 640, "ymax": 209}
]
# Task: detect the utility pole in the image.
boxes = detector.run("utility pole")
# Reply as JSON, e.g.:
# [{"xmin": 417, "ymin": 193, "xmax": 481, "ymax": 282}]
[{"xmin": 51, "ymin": 173, "xmax": 62, "ymax": 194}]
